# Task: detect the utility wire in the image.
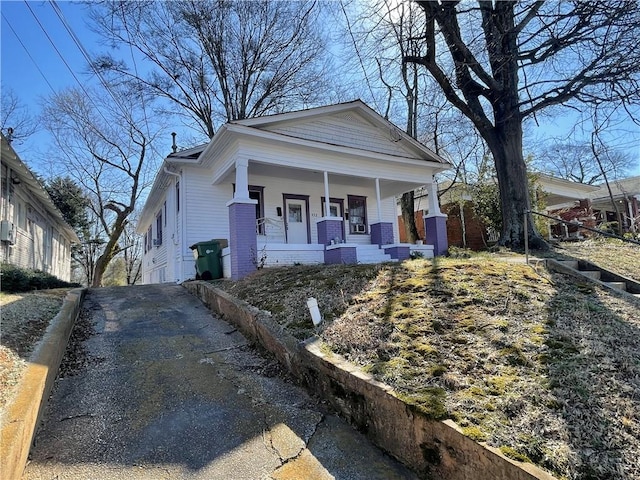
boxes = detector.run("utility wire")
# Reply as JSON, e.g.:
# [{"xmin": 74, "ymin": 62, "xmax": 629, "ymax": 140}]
[
  {"xmin": 1, "ymin": 11, "xmax": 57, "ymax": 94},
  {"xmin": 48, "ymin": 0, "xmax": 132, "ymax": 122},
  {"xmin": 339, "ymin": 0, "xmax": 377, "ymax": 107},
  {"xmin": 21, "ymin": 0, "xmax": 118, "ymax": 131}
]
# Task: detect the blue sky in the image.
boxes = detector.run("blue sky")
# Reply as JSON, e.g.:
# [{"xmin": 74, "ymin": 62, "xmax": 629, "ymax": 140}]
[
  {"xmin": 2, "ymin": 1, "xmax": 639, "ymax": 178},
  {"xmin": 1, "ymin": 1, "xmax": 98, "ymax": 174}
]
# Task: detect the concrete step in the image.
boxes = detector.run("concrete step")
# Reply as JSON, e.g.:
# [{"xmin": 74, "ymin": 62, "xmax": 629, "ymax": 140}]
[
  {"xmin": 605, "ymin": 282, "xmax": 627, "ymax": 292},
  {"xmin": 357, "ymin": 255, "xmax": 392, "ymax": 264},
  {"xmin": 357, "ymin": 244, "xmax": 384, "ymax": 251},
  {"xmin": 558, "ymin": 260, "xmax": 579, "ymax": 269},
  {"xmin": 581, "ymin": 270, "xmax": 601, "ymax": 281}
]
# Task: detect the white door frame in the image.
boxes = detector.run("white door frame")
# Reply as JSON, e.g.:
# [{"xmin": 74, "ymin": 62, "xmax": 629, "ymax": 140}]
[{"xmin": 283, "ymin": 194, "xmax": 310, "ymax": 244}]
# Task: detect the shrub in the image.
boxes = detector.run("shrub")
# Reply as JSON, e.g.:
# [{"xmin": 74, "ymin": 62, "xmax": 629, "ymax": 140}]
[{"xmin": 0, "ymin": 264, "xmax": 80, "ymax": 292}]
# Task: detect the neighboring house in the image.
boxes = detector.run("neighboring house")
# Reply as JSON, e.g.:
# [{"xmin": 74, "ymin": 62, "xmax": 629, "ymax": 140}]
[
  {"xmin": 1, "ymin": 134, "xmax": 79, "ymax": 281},
  {"xmin": 421, "ymin": 173, "xmax": 638, "ymax": 250},
  {"xmin": 589, "ymin": 176, "xmax": 640, "ymax": 232},
  {"xmin": 137, "ymin": 100, "xmax": 451, "ymax": 283}
]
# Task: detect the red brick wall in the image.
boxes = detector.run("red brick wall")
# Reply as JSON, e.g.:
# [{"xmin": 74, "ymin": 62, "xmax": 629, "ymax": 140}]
[
  {"xmin": 397, "ymin": 211, "xmax": 426, "ymax": 243},
  {"xmin": 442, "ymin": 202, "xmax": 488, "ymax": 251}
]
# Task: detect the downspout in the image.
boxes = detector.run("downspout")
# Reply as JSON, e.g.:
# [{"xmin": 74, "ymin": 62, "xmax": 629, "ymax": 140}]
[
  {"xmin": 3, "ymin": 166, "xmax": 10, "ymax": 260},
  {"xmin": 163, "ymin": 166, "xmax": 183, "ymax": 282}
]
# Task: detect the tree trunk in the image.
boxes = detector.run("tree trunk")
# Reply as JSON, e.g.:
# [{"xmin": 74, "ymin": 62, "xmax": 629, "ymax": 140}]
[
  {"xmin": 401, "ymin": 191, "xmax": 420, "ymax": 243},
  {"xmin": 484, "ymin": 117, "xmax": 546, "ymax": 249},
  {"xmin": 91, "ymin": 213, "xmax": 128, "ymax": 287}
]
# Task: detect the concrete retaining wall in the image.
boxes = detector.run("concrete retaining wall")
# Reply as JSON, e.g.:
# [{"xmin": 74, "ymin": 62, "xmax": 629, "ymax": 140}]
[
  {"xmin": 0, "ymin": 288, "xmax": 86, "ymax": 480},
  {"xmin": 184, "ymin": 281, "xmax": 556, "ymax": 480}
]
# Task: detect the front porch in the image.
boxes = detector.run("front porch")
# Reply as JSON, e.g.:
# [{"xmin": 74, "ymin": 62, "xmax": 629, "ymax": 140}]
[
  {"xmin": 221, "ymin": 241, "xmax": 435, "ymax": 278},
  {"xmin": 221, "ymin": 159, "xmax": 448, "ymax": 279}
]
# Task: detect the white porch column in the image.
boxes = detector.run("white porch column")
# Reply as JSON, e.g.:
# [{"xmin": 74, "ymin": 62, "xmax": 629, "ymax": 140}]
[
  {"xmin": 324, "ymin": 171, "xmax": 331, "ymax": 216},
  {"xmin": 234, "ymin": 157, "xmax": 250, "ymax": 200},
  {"xmin": 375, "ymin": 178, "xmax": 382, "ymax": 222},
  {"xmin": 424, "ymin": 175, "xmax": 448, "ymax": 255},
  {"xmin": 426, "ymin": 177, "xmax": 442, "ymax": 216}
]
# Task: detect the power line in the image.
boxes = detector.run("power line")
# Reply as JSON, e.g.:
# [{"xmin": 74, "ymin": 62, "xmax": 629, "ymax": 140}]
[
  {"xmin": 1, "ymin": 11, "xmax": 57, "ymax": 95},
  {"xmin": 48, "ymin": 1, "xmax": 132, "ymax": 121},
  {"xmin": 23, "ymin": 1, "xmax": 99, "ymax": 111}
]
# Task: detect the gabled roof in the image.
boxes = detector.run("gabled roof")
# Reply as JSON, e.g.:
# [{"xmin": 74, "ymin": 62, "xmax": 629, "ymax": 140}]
[
  {"xmin": 231, "ymin": 99, "xmax": 447, "ymax": 164},
  {"xmin": 137, "ymin": 100, "xmax": 452, "ymax": 231},
  {"xmin": 1, "ymin": 134, "xmax": 79, "ymax": 243}
]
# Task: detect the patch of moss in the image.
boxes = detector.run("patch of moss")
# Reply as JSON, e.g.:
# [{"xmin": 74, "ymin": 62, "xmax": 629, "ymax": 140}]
[
  {"xmin": 413, "ymin": 342, "xmax": 437, "ymax": 356},
  {"xmin": 499, "ymin": 446, "xmax": 531, "ymax": 463},
  {"xmin": 431, "ymin": 319, "xmax": 446, "ymax": 334},
  {"xmin": 462, "ymin": 425, "xmax": 488, "ymax": 442},
  {"xmin": 499, "ymin": 345, "xmax": 531, "ymax": 367},
  {"xmin": 430, "ymin": 365, "xmax": 447, "ymax": 377},
  {"xmin": 486, "ymin": 375, "xmax": 516, "ymax": 395},
  {"xmin": 495, "ymin": 319, "xmax": 509, "ymax": 332},
  {"xmin": 397, "ymin": 387, "xmax": 448, "ymax": 420}
]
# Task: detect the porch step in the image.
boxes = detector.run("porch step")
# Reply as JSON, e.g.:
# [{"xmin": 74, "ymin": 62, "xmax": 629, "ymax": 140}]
[
  {"xmin": 356, "ymin": 245, "xmax": 393, "ymax": 264},
  {"xmin": 605, "ymin": 282, "xmax": 627, "ymax": 292},
  {"xmin": 558, "ymin": 260, "xmax": 579, "ymax": 269},
  {"xmin": 581, "ymin": 270, "xmax": 601, "ymax": 281}
]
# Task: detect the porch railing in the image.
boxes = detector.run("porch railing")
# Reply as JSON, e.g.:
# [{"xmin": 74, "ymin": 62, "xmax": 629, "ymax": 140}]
[{"xmin": 256, "ymin": 217, "xmax": 284, "ymax": 236}]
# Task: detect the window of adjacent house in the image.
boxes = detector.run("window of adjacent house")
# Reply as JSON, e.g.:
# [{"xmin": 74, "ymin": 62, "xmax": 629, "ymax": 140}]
[
  {"xmin": 144, "ymin": 232, "xmax": 148, "ymax": 253},
  {"xmin": 163, "ymin": 201, "xmax": 167, "ymax": 226},
  {"xmin": 156, "ymin": 211, "xmax": 163, "ymax": 246},
  {"xmin": 175, "ymin": 181, "xmax": 180, "ymax": 213},
  {"xmin": 14, "ymin": 200, "xmax": 26, "ymax": 230},
  {"xmin": 347, "ymin": 195, "xmax": 367, "ymax": 234}
]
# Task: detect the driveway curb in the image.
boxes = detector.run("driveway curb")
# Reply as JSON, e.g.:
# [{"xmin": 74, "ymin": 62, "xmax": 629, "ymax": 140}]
[
  {"xmin": 1, "ymin": 288, "xmax": 86, "ymax": 480},
  {"xmin": 184, "ymin": 281, "xmax": 556, "ymax": 480}
]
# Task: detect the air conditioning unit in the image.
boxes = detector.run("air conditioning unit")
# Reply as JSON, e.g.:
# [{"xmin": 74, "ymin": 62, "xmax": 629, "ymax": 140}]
[
  {"xmin": 0, "ymin": 220, "xmax": 16, "ymax": 244},
  {"xmin": 354, "ymin": 224, "xmax": 366, "ymax": 233},
  {"xmin": 153, "ymin": 238, "xmax": 162, "ymax": 246}
]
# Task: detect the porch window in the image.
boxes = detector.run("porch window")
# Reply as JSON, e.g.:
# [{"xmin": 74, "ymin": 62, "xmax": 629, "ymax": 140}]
[{"xmin": 348, "ymin": 195, "xmax": 368, "ymax": 234}]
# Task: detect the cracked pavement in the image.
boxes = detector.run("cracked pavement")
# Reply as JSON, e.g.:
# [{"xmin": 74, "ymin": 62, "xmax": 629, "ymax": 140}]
[{"xmin": 23, "ymin": 284, "xmax": 418, "ymax": 480}]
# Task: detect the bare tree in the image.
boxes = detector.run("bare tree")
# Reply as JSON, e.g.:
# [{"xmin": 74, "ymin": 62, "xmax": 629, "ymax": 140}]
[
  {"xmin": 121, "ymin": 216, "xmax": 143, "ymax": 285},
  {"xmin": 340, "ymin": 0, "xmax": 481, "ymax": 242},
  {"xmin": 534, "ymin": 142, "xmax": 630, "ymax": 185},
  {"xmin": 42, "ymin": 86, "xmax": 159, "ymax": 287},
  {"xmin": 406, "ymin": 1, "xmax": 640, "ymax": 248},
  {"xmin": 91, "ymin": 0, "xmax": 329, "ymax": 140},
  {"xmin": 1, "ymin": 88, "xmax": 39, "ymax": 144}
]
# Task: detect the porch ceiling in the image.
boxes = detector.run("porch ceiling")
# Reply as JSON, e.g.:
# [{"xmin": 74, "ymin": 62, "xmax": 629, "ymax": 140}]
[{"xmin": 218, "ymin": 161, "xmax": 427, "ymax": 198}]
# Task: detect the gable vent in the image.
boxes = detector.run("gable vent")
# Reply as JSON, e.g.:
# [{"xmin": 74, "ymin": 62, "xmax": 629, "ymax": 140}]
[{"xmin": 338, "ymin": 113, "xmax": 362, "ymax": 124}]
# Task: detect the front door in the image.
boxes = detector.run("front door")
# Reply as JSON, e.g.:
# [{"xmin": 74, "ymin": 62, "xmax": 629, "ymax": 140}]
[{"xmin": 284, "ymin": 196, "xmax": 309, "ymax": 244}]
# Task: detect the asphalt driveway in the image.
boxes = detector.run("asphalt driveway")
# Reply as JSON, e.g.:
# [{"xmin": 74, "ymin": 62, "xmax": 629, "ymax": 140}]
[{"xmin": 23, "ymin": 284, "xmax": 418, "ymax": 480}]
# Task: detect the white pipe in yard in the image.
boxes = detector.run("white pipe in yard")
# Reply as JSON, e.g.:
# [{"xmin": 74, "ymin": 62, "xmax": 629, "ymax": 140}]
[{"xmin": 307, "ymin": 297, "xmax": 322, "ymax": 326}]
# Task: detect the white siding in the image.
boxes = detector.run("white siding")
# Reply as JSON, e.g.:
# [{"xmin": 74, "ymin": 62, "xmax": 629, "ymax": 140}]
[
  {"xmin": 184, "ymin": 168, "xmax": 233, "ymax": 248},
  {"xmin": 0, "ymin": 184, "xmax": 73, "ymax": 281},
  {"xmin": 265, "ymin": 113, "xmax": 411, "ymax": 158}
]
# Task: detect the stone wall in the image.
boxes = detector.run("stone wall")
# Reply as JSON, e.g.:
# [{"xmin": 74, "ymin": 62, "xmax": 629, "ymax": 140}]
[{"xmin": 184, "ymin": 281, "xmax": 557, "ymax": 480}]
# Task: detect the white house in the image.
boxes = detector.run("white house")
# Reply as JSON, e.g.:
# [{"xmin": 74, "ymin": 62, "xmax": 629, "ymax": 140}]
[
  {"xmin": 1, "ymin": 134, "xmax": 79, "ymax": 281},
  {"xmin": 137, "ymin": 100, "xmax": 451, "ymax": 283}
]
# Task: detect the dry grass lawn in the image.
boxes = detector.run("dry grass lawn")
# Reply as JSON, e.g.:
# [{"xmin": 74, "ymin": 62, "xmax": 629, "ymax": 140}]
[
  {"xmin": 214, "ymin": 252, "xmax": 639, "ymax": 480},
  {"xmin": 547, "ymin": 237, "xmax": 640, "ymax": 282},
  {"xmin": 0, "ymin": 290, "xmax": 67, "ymax": 420}
]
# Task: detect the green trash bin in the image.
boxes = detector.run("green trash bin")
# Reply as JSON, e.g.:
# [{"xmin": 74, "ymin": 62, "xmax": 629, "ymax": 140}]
[{"xmin": 189, "ymin": 239, "xmax": 227, "ymax": 280}]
